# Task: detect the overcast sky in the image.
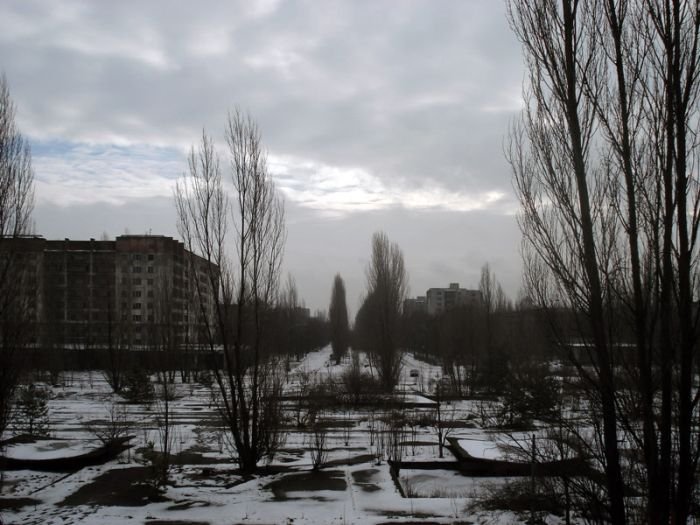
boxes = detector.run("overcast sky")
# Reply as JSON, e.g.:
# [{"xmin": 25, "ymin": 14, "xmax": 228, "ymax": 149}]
[{"xmin": 0, "ymin": 0, "xmax": 525, "ymax": 316}]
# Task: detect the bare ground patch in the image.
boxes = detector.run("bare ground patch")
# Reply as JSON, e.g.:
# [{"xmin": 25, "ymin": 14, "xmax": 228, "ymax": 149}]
[
  {"xmin": 264, "ymin": 469, "xmax": 346, "ymax": 500},
  {"xmin": 58, "ymin": 466, "xmax": 167, "ymax": 507},
  {"xmin": 0, "ymin": 496, "xmax": 41, "ymax": 511}
]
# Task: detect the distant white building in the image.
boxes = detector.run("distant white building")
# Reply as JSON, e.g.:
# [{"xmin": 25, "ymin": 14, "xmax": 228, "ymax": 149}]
[{"xmin": 426, "ymin": 283, "xmax": 481, "ymax": 316}]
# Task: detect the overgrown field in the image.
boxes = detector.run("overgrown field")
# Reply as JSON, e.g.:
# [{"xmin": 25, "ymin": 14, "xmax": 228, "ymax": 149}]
[{"xmin": 0, "ymin": 347, "xmax": 569, "ymax": 525}]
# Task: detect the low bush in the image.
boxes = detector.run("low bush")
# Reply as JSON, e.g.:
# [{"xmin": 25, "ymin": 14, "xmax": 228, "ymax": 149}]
[
  {"xmin": 122, "ymin": 368, "xmax": 154, "ymax": 403},
  {"xmin": 12, "ymin": 384, "xmax": 51, "ymax": 437},
  {"xmin": 340, "ymin": 366, "xmax": 383, "ymax": 406},
  {"xmin": 85, "ymin": 403, "xmax": 131, "ymax": 445}
]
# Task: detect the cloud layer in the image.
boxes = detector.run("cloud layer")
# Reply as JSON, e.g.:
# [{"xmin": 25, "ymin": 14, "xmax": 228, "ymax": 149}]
[{"xmin": 1, "ymin": 0, "xmax": 525, "ymax": 312}]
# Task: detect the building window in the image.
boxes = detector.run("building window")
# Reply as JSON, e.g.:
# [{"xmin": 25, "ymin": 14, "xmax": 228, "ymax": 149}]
[
  {"xmin": 133, "ymin": 266, "xmax": 142, "ymax": 273},
  {"xmin": 147, "ymin": 290, "xmax": 154, "ymax": 298},
  {"xmin": 133, "ymin": 302, "xmax": 141, "ymax": 309},
  {"xmin": 133, "ymin": 254, "xmax": 142, "ymax": 260},
  {"xmin": 133, "ymin": 278, "xmax": 141, "ymax": 285},
  {"xmin": 148, "ymin": 254, "xmax": 155, "ymax": 261},
  {"xmin": 133, "ymin": 290, "xmax": 141, "ymax": 297},
  {"xmin": 147, "ymin": 279, "xmax": 154, "ymax": 285},
  {"xmin": 147, "ymin": 266, "xmax": 154, "ymax": 273},
  {"xmin": 132, "ymin": 315, "xmax": 142, "ymax": 322},
  {"xmin": 147, "ymin": 302, "xmax": 153, "ymax": 309}
]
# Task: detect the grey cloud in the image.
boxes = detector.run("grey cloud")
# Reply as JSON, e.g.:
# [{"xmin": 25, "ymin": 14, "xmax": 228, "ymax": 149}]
[
  {"xmin": 3, "ymin": 0, "xmax": 526, "ymax": 312},
  {"xmin": 34, "ymin": 195, "xmax": 522, "ymax": 316},
  {"xmin": 283, "ymin": 201, "xmax": 522, "ymax": 315},
  {"xmin": 2, "ymin": 0, "xmax": 522, "ymax": 192}
]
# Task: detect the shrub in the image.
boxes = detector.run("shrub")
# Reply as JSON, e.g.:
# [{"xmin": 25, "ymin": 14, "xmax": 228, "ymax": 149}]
[
  {"xmin": 341, "ymin": 355, "xmax": 382, "ymax": 406},
  {"xmin": 13, "ymin": 384, "xmax": 51, "ymax": 437},
  {"xmin": 308, "ymin": 418, "xmax": 328, "ymax": 470},
  {"xmin": 122, "ymin": 368, "xmax": 154, "ymax": 403},
  {"xmin": 499, "ymin": 363, "xmax": 558, "ymax": 428},
  {"xmin": 85, "ymin": 403, "xmax": 131, "ymax": 445}
]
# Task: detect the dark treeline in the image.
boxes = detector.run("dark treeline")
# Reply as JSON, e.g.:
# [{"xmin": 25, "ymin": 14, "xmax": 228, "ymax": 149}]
[{"xmin": 398, "ymin": 300, "xmax": 553, "ymax": 398}]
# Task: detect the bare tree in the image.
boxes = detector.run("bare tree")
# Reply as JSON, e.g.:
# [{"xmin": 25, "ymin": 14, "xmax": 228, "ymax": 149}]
[
  {"xmin": 360, "ymin": 232, "xmax": 407, "ymax": 392},
  {"xmin": 478, "ymin": 264, "xmax": 511, "ymax": 343},
  {"xmin": 341, "ymin": 408, "xmax": 352, "ymax": 447},
  {"xmin": 385, "ymin": 411, "xmax": 406, "ymax": 464},
  {"xmin": 103, "ymin": 280, "xmax": 131, "ymax": 393},
  {"xmin": 506, "ymin": 1, "xmax": 627, "ymax": 519},
  {"xmin": 85, "ymin": 403, "xmax": 131, "ymax": 446},
  {"xmin": 308, "ymin": 414, "xmax": 328, "ymax": 471},
  {"xmin": 275, "ymin": 273, "xmax": 303, "ymax": 363},
  {"xmin": 437, "ymin": 305, "xmax": 480, "ymax": 397},
  {"xmin": 432, "ymin": 383, "xmax": 456, "ymax": 459},
  {"xmin": 147, "ymin": 276, "xmax": 178, "ymax": 485},
  {"xmin": 341, "ymin": 349, "xmax": 379, "ymax": 405},
  {"xmin": 175, "ymin": 109, "xmax": 287, "ymax": 474},
  {"xmin": 329, "ymin": 274, "xmax": 349, "ymax": 365},
  {"xmin": 479, "ymin": 263, "xmax": 509, "ymax": 316},
  {"xmin": 507, "ymin": 1, "xmax": 700, "ymax": 522},
  {"xmin": 293, "ymin": 366, "xmax": 313, "ymax": 427},
  {"xmin": 149, "ymin": 276, "xmax": 179, "ymax": 388},
  {"xmin": 0, "ymin": 74, "xmax": 35, "ymax": 444},
  {"xmin": 476, "ymin": 264, "xmax": 510, "ymax": 392}
]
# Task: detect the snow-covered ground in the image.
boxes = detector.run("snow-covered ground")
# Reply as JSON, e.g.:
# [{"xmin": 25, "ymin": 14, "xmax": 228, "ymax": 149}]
[
  {"xmin": 4, "ymin": 439, "xmax": 96, "ymax": 460},
  {"xmin": 400, "ymin": 470, "xmax": 514, "ymax": 499},
  {"xmin": 0, "ymin": 346, "xmax": 562, "ymax": 524},
  {"xmin": 457, "ymin": 438, "xmax": 503, "ymax": 460}
]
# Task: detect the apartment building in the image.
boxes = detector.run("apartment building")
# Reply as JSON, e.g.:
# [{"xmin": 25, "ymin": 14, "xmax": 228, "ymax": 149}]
[
  {"xmin": 403, "ymin": 296, "xmax": 427, "ymax": 315},
  {"xmin": 425, "ymin": 283, "xmax": 481, "ymax": 316},
  {"xmin": 1, "ymin": 235, "xmax": 217, "ymax": 349}
]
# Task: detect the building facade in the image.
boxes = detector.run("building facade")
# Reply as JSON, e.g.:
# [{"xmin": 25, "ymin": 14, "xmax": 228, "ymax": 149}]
[
  {"xmin": 1, "ymin": 235, "xmax": 217, "ymax": 349},
  {"xmin": 425, "ymin": 283, "xmax": 481, "ymax": 316},
  {"xmin": 403, "ymin": 296, "xmax": 427, "ymax": 315}
]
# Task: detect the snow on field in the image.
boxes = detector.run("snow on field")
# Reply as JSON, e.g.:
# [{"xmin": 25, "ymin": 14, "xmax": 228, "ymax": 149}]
[
  {"xmin": 400, "ymin": 393, "xmax": 436, "ymax": 406},
  {"xmin": 290, "ymin": 346, "xmax": 446, "ymax": 395},
  {"xmin": 399, "ymin": 469, "xmax": 514, "ymax": 498},
  {"xmin": 0, "ymin": 347, "xmax": 543, "ymax": 524},
  {"xmin": 457, "ymin": 438, "xmax": 502, "ymax": 460},
  {"xmin": 4, "ymin": 439, "xmax": 96, "ymax": 460},
  {"xmin": 295, "ymin": 345, "xmax": 334, "ymax": 373}
]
